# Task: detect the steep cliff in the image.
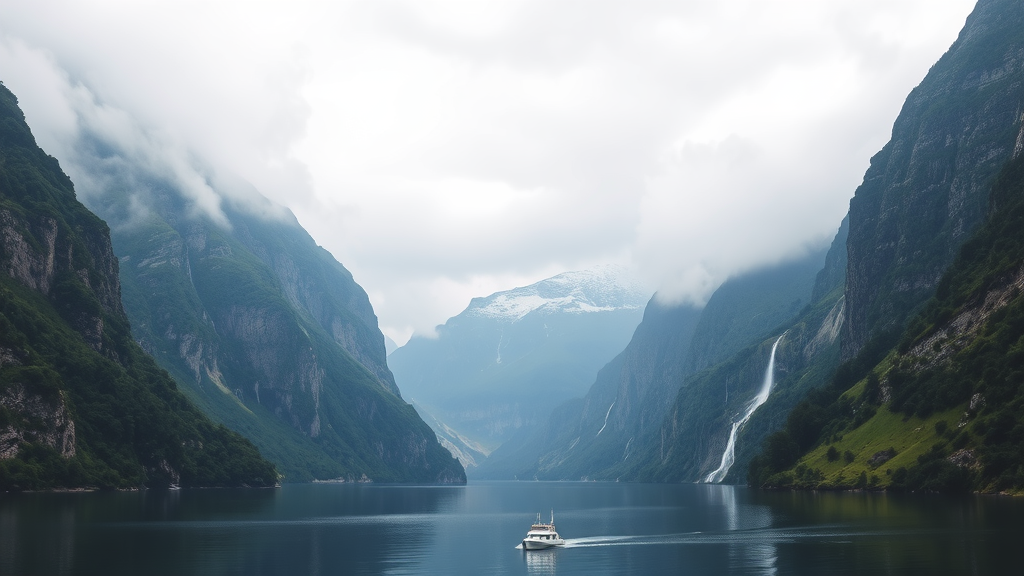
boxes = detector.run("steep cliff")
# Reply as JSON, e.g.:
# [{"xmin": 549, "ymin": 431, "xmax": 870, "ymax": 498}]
[
  {"xmin": 752, "ymin": 149, "xmax": 1024, "ymax": 493},
  {"xmin": 743, "ymin": 0, "xmax": 1024, "ymax": 494},
  {"xmin": 80, "ymin": 135, "xmax": 463, "ymax": 483},
  {"xmin": 629, "ymin": 285, "xmax": 844, "ymax": 483},
  {"xmin": 619, "ymin": 227, "xmax": 844, "ymax": 483},
  {"xmin": 842, "ymin": 0, "xmax": 1024, "ymax": 360},
  {"xmin": 687, "ymin": 249, "xmax": 832, "ymax": 373},
  {"xmin": 0, "ymin": 82, "xmax": 277, "ymax": 489}
]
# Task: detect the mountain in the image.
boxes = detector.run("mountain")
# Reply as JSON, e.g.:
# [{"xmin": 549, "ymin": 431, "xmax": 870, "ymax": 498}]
[
  {"xmin": 841, "ymin": 0, "xmax": 1024, "ymax": 360},
  {"xmin": 746, "ymin": 0, "xmax": 1024, "ymax": 493},
  {"xmin": 478, "ymin": 248, "xmax": 828, "ymax": 480},
  {"xmin": 752, "ymin": 146, "xmax": 1024, "ymax": 493},
  {"xmin": 627, "ymin": 226, "xmax": 846, "ymax": 483},
  {"xmin": 73, "ymin": 129, "xmax": 463, "ymax": 484},
  {"xmin": 388, "ymin": 266, "xmax": 649, "ymax": 469},
  {"xmin": 0, "ymin": 82, "xmax": 277, "ymax": 490},
  {"xmin": 632, "ymin": 0, "xmax": 1024, "ymax": 487}
]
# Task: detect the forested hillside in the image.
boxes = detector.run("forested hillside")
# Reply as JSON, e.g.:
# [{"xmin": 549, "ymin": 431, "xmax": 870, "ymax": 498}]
[{"xmin": 0, "ymin": 82, "xmax": 277, "ymax": 490}]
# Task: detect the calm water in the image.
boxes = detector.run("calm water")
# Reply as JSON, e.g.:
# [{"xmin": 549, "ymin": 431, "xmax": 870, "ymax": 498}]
[{"xmin": 1, "ymin": 481, "xmax": 1021, "ymax": 575}]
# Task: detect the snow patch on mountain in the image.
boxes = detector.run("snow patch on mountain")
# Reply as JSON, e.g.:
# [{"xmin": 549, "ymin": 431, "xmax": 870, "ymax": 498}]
[{"xmin": 467, "ymin": 265, "xmax": 650, "ymax": 322}]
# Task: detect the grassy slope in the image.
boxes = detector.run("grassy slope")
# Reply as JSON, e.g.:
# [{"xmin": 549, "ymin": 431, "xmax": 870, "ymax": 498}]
[{"xmin": 754, "ymin": 152, "xmax": 1024, "ymax": 494}]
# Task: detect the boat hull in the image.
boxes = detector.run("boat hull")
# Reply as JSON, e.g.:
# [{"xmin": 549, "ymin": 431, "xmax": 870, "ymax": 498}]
[{"xmin": 522, "ymin": 539, "xmax": 565, "ymax": 550}]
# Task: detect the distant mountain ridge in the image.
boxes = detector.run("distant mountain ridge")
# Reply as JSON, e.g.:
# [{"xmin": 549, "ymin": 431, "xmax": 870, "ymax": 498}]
[
  {"xmin": 389, "ymin": 265, "xmax": 650, "ymax": 469},
  {"xmin": 466, "ymin": 266, "xmax": 649, "ymax": 321}
]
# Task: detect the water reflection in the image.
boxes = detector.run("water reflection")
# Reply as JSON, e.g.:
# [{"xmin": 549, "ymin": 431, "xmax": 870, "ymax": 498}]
[
  {"xmin": 2, "ymin": 482, "xmax": 1023, "ymax": 575},
  {"xmin": 0, "ymin": 484, "xmax": 465, "ymax": 576},
  {"xmin": 523, "ymin": 548, "xmax": 558, "ymax": 575},
  {"xmin": 0, "ymin": 492, "xmax": 82, "ymax": 575},
  {"xmin": 703, "ymin": 483, "xmax": 777, "ymax": 576}
]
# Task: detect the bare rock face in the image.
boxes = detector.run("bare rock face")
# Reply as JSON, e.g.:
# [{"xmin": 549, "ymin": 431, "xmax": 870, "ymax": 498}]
[
  {"xmin": 230, "ymin": 218, "xmax": 399, "ymax": 397},
  {"xmin": 0, "ymin": 212, "xmax": 59, "ymax": 294},
  {"xmin": 0, "ymin": 381, "xmax": 76, "ymax": 461},
  {"xmin": 842, "ymin": 0, "xmax": 1024, "ymax": 359},
  {"xmin": 0, "ymin": 208, "xmax": 123, "ymax": 352}
]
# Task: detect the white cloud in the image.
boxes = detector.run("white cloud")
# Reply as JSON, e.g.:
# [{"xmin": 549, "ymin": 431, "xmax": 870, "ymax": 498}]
[{"xmin": 0, "ymin": 0, "xmax": 977, "ymax": 344}]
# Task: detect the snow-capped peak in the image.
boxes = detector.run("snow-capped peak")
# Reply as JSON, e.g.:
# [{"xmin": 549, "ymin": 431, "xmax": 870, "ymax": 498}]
[{"xmin": 466, "ymin": 265, "xmax": 650, "ymax": 322}]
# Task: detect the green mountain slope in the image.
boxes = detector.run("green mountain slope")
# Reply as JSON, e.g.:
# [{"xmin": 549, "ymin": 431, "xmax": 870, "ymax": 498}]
[
  {"xmin": 751, "ymin": 150, "xmax": 1024, "ymax": 493},
  {"xmin": 0, "ymin": 82, "xmax": 277, "ymax": 490},
  {"xmin": 79, "ymin": 135, "xmax": 463, "ymax": 484}
]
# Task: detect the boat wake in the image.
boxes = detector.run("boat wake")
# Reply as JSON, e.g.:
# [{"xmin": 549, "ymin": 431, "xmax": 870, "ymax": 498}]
[{"xmin": 551, "ymin": 525, "xmax": 951, "ymax": 549}]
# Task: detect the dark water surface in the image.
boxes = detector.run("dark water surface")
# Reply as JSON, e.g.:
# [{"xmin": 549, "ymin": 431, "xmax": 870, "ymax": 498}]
[{"xmin": 1, "ymin": 481, "xmax": 1021, "ymax": 575}]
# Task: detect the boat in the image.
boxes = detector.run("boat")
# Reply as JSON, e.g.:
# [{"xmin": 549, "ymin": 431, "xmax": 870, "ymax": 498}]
[{"xmin": 521, "ymin": 511, "xmax": 565, "ymax": 550}]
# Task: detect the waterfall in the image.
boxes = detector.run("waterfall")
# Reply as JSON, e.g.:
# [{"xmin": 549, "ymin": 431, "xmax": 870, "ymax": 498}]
[{"xmin": 704, "ymin": 333, "xmax": 785, "ymax": 484}]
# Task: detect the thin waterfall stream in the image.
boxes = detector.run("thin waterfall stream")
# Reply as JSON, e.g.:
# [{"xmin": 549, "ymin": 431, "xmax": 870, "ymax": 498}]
[{"xmin": 704, "ymin": 333, "xmax": 785, "ymax": 483}]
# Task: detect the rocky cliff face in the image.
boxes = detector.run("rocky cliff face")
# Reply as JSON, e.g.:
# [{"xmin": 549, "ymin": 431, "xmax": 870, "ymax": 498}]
[
  {"xmin": 842, "ymin": 0, "xmax": 1024, "ymax": 359},
  {"xmin": 0, "ymin": 81, "xmax": 278, "ymax": 489},
  {"xmin": 0, "ymin": 382, "xmax": 75, "ymax": 460},
  {"xmin": 79, "ymin": 147, "xmax": 462, "ymax": 483},
  {"xmin": 618, "ymin": 229, "xmax": 845, "ymax": 483},
  {"xmin": 640, "ymin": 287, "xmax": 843, "ymax": 483},
  {"xmin": 228, "ymin": 208, "xmax": 399, "ymax": 397},
  {"xmin": 687, "ymin": 248, "xmax": 830, "ymax": 373},
  {"xmin": 811, "ymin": 216, "xmax": 848, "ymax": 303},
  {"xmin": 753, "ymin": 150, "xmax": 1024, "ymax": 493},
  {"xmin": 0, "ymin": 181, "xmax": 123, "ymax": 356}
]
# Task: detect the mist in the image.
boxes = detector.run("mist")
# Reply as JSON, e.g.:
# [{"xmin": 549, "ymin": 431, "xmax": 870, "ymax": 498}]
[{"xmin": 0, "ymin": 0, "xmax": 975, "ymax": 343}]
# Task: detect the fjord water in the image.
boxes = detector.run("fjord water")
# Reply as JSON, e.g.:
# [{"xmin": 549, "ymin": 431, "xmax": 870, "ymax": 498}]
[{"xmin": 1, "ymin": 482, "xmax": 1020, "ymax": 575}]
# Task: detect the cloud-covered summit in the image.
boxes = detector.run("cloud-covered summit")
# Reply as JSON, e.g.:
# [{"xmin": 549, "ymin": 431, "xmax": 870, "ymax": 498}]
[{"xmin": 0, "ymin": 0, "xmax": 976, "ymax": 344}]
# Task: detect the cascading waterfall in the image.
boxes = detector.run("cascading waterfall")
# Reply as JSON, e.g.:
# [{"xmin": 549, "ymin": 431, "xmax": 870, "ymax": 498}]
[{"xmin": 703, "ymin": 333, "xmax": 785, "ymax": 484}]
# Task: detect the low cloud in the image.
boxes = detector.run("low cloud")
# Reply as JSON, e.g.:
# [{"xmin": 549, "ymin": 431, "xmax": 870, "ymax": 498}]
[{"xmin": 0, "ymin": 0, "xmax": 976, "ymax": 343}]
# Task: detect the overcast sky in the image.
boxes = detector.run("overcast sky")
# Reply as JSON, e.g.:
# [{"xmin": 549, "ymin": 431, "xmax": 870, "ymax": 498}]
[{"xmin": 0, "ymin": 0, "xmax": 975, "ymax": 344}]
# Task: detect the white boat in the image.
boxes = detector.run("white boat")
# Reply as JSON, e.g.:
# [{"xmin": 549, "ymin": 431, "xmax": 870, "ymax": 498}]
[{"xmin": 521, "ymin": 511, "xmax": 565, "ymax": 550}]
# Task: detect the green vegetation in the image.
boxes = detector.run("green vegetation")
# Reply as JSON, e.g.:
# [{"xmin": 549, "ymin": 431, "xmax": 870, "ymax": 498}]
[
  {"xmin": 750, "ymin": 151, "xmax": 1024, "ymax": 494},
  {"xmin": 72, "ymin": 107, "xmax": 462, "ymax": 483},
  {"xmin": 842, "ymin": 0, "xmax": 1024, "ymax": 355},
  {"xmin": 105, "ymin": 198, "xmax": 464, "ymax": 483},
  {"xmin": 0, "ymin": 81, "xmax": 277, "ymax": 490}
]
